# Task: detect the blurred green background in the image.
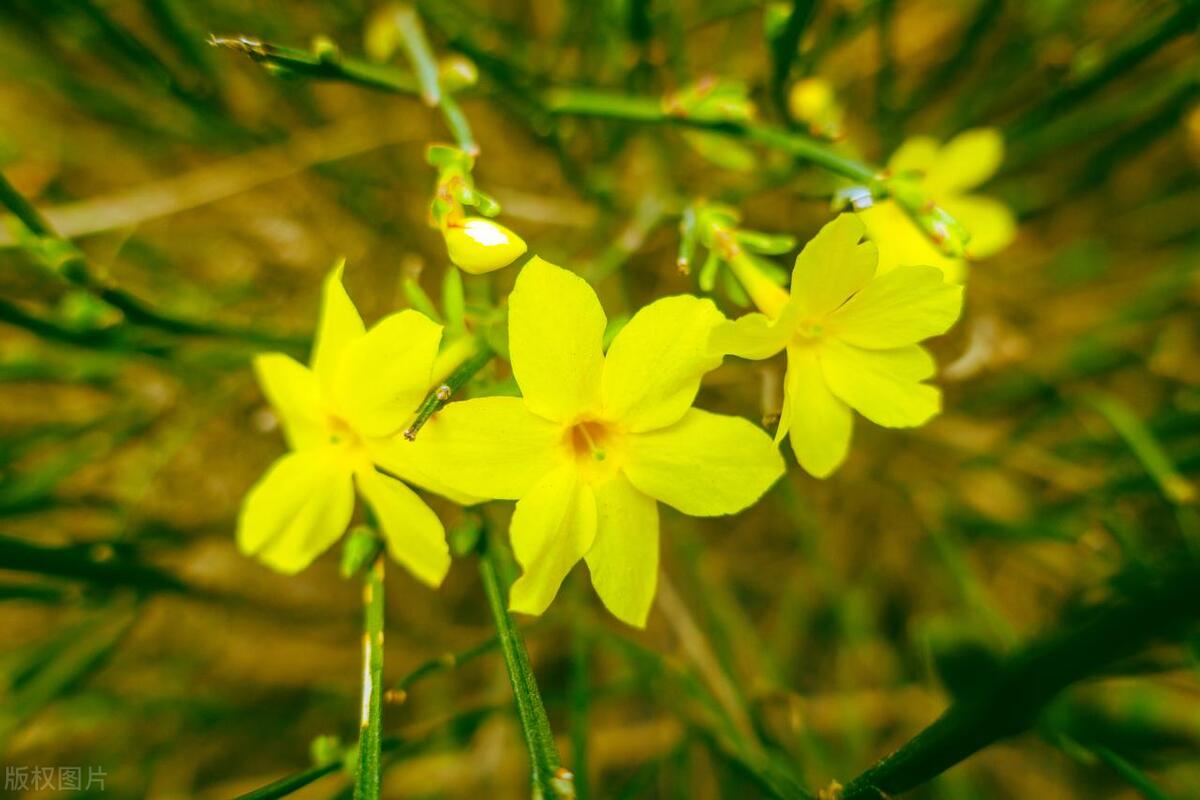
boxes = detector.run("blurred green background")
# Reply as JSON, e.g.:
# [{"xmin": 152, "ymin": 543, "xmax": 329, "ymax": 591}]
[{"xmin": 1, "ymin": 1, "xmax": 1198, "ymax": 798}]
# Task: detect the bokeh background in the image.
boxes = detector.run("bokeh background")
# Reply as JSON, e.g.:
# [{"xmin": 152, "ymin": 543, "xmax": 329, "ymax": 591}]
[{"xmin": 1, "ymin": 1, "xmax": 1198, "ymax": 798}]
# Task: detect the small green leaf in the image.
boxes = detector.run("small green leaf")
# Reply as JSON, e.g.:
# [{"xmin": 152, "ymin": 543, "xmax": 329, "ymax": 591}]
[{"xmin": 402, "ymin": 276, "xmax": 442, "ymax": 322}]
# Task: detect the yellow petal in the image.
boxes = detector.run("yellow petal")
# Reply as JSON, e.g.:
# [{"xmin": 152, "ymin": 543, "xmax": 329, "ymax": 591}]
[
  {"xmin": 624, "ymin": 408, "xmax": 783, "ymax": 516},
  {"xmin": 941, "ymin": 195, "xmax": 1016, "ymax": 259},
  {"xmin": 253, "ymin": 353, "xmax": 326, "ymax": 450},
  {"xmin": 311, "ymin": 261, "xmax": 366, "ymax": 390},
  {"xmin": 856, "ymin": 201, "xmax": 965, "ymax": 281},
  {"xmin": 508, "ymin": 257, "xmax": 606, "ymax": 423},
  {"xmin": 709, "ymin": 305, "xmax": 795, "ymax": 361},
  {"xmin": 820, "ymin": 339, "xmax": 940, "ymax": 428},
  {"xmin": 585, "ymin": 476, "xmax": 659, "ymax": 627},
  {"xmin": 601, "ymin": 295, "xmax": 725, "ymax": 432},
  {"xmin": 237, "ymin": 450, "xmax": 354, "ymax": 574},
  {"xmin": 444, "ymin": 218, "xmax": 527, "ymax": 274},
  {"xmin": 791, "ymin": 213, "xmax": 878, "ymax": 318},
  {"xmin": 925, "ymin": 128, "xmax": 1004, "ymax": 195},
  {"xmin": 830, "ymin": 266, "xmax": 963, "ymax": 349},
  {"xmin": 356, "ymin": 468, "xmax": 449, "ymax": 587},
  {"xmin": 335, "ymin": 310, "xmax": 442, "ymax": 437},
  {"xmin": 784, "ymin": 346, "xmax": 852, "ymax": 478},
  {"xmin": 367, "ymin": 436, "xmax": 482, "ymax": 506},
  {"xmin": 508, "ymin": 466, "xmax": 597, "ymax": 617},
  {"xmin": 401, "ymin": 396, "xmax": 564, "ymax": 501},
  {"xmin": 888, "ymin": 135, "xmax": 940, "ymax": 176}
]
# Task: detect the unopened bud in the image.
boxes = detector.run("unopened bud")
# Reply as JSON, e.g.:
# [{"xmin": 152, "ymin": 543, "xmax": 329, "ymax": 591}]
[{"xmin": 444, "ymin": 217, "xmax": 527, "ymax": 274}]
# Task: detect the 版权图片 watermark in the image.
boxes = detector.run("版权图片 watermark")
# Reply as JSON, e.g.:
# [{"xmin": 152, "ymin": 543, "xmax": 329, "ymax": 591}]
[{"xmin": 5, "ymin": 765, "xmax": 106, "ymax": 792}]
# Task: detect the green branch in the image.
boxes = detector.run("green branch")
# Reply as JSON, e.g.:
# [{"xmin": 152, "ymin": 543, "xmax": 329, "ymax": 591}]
[
  {"xmin": 477, "ymin": 529, "xmax": 573, "ymax": 799},
  {"xmin": 208, "ymin": 35, "xmax": 419, "ymax": 95},
  {"xmin": 354, "ymin": 555, "xmax": 386, "ymax": 800},
  {"xmin": 840, "ymin": 554, "xmax": 1200, "ymax": 799},
  {"xmin": 389, "ymin": 633, "xmax": 501, "ymax": 700},
  {"xmin": 543, "ymin": 88, "xmax": 881, "ymax": 187},
  {"xmin": 403, "ymin": 344, "xmax": 494, "ymax": 441}
]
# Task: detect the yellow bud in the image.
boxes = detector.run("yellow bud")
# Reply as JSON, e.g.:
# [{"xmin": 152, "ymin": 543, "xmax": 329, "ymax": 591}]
[
  {"xmin": 443, "ymin": 217, "xmax": 527, "ymax": 274},
  {"xmin": 788, "ymin": 78, "xmax": 844, "ymax": 139}
]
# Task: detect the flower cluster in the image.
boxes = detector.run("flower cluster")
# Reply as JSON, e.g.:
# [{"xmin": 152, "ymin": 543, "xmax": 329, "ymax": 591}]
[
  {"xmin": 240, "ymin": 209, "xmax": 966, "ymax": 626},
  {"xmin": 857, "ymin": 128, "xmax": 1016, "ymax": 282}
]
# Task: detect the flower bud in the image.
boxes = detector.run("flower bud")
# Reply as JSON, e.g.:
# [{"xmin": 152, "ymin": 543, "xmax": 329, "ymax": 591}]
[
  {"xmin": 788, "ymin": 78, "xmax": 844, "ymax": 139},
  {"xmin": 443, "ymin": 217, "xmax": 527, "ymax": 274},
  {"xmin": 438, "ymin": 54, "xmax": 478, "ymax": 92}
]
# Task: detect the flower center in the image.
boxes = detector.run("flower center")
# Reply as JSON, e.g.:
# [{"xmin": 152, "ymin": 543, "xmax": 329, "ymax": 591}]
[
  {"xmin": 326, "ymin": 414, "xmax": 371, "ymax": 470},
  {"xmin": 795, "ymin": 319, "xmax": 825, "ymax": 339},
  {"xmin": 564, "ymin": 419, "xmax": 624, "ymax": 483}
]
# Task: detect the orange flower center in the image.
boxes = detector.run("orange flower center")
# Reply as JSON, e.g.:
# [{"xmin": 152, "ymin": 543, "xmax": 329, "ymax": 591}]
[{"xmin": 565, "ymin": 419, "xmax": 624, "ymax": 483}]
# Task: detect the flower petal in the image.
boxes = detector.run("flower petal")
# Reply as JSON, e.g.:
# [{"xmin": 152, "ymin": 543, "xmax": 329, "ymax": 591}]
[
  {"xmin": 356, "ymin": 469, "xmax": 449, "ymax": 587},
  {"xmin": 253, "ymin": 353, "xmax": 326, "ymax": 450},
  {"xmin": 585, "ymin": 476, "xmax": 659, "ymax": 627},
  {"xmin": 508, "ymin": 257, "xmax": 606, "ymax": 423},
  {"xmin": 367, "ymin": 436, "xmax": 481, "ymax": 506},
  {"xmin": 784, "ymin": 346, "xmax": 853, "ymax": 478},
  {"xmin": 790, "ymin": 213, "xmax": 878, "ymax": 318},
  {"xmin": 926, "ymin": 128, "xmax": 1004, "ymax": 195},
  {"xmin": 709, "ymin": 306, "xmax": 795, "ymax": 361},
  {"xmin": 311, "ymin": 262, "xmax": 366, "ymax": 390},
  {"xmin": 941, "ymin": 195, "xmax": 1016, "ymax": 259},
  {"xmin": 335, "ymin": 310, "xmax": 442, "ymax": 437},
  {"xmin": 830, "ymin": 266, "xmax": 963, "ymax": 349},
  {"xmin": 237, "ymin": 449, "xmax": 354, "ymax": 574},
  {"xmin": 624, "ymin": 408, "xmax": 784, "ymax": 516},
  {"xmin": 820, "ymin": 339, "xmax": 940, "ymax": 428},
  {"xmin": 888, "ymin": 135, "xmax": 940, "ymax": 176},
  {"xmin": 602, "ymin": 295, "xmax": 725, "ymax": 432},
  {"xmin": 856, "ymin": 201, "xmax": 965, "ymax": 282},
  {"xmin": 399, "ymin": 396, "xmax": 564, "ymax": 501},
  {"xmin": 508, "ymin": 466, "xmax": 597, "ymax": 617}
]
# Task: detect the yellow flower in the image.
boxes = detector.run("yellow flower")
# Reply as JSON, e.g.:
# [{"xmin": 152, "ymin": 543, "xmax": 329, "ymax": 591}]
[
  {"xmin": 443, "ymin": 217, "xmax": 527, "ymax": 274},
  {"xmin": 409, "ymin": 258, "xmax": 784, "ymax": 626},
  {"xmin": 857, "ymin": 128, "xmax": 1016, "ymax": 282},
  {"xmin": 237, "ymin": 263, "xmax": 464, "ymax": 584},
  {"xmin": 713, "ymin": 214, "xmax": 963, "ymax": 478}
]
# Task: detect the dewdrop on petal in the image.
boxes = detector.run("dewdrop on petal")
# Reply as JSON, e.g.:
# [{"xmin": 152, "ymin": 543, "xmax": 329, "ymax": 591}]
[{"xmin": 443, "ymin": 217, "xmax": 527, "ymax": 274}]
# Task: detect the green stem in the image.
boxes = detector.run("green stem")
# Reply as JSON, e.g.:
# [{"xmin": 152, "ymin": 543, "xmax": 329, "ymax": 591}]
[
  {"xmin": 477, "ymin": 531, "xmax": 572, "ymax": 799},
  {"xmin": 393, "ymin": 7, "xmax": 479, "ymax": 155},
  {"xmin": 389, "ymin": 634, "xmax": 500, "ymax": 700},
  {"xmin": 403, "ymin": 343, "xmax": 494, "ymax": 441},
  {"xmin": 209, "ymin": 36, "xmax": 419, "ymax": 95},
  {"xmin": 542, "ymin": 88, "xmax": 881, "ymax": 187},
  {"xmin": 353, "ymin": 556, "xmax": 385, "ymax": 800},
  {"xmin": 1090, "ymin": 745, "xmax": 1172, "ymax": 800},
  {"xmin": 234, "ymin": 762, "xmax": 341, "ymax": 800}
]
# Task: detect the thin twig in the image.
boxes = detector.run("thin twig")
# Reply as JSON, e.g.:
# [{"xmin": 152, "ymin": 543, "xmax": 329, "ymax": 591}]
[
  {"xmin": 209, "ymin": 35, "xmax": 420, "ymax": 94},
  {"xmin": 403, "ymin": 344, "xmax": 494, "ymax": 441}
]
